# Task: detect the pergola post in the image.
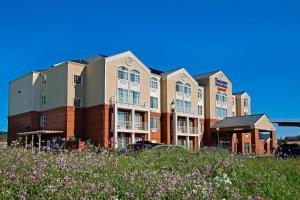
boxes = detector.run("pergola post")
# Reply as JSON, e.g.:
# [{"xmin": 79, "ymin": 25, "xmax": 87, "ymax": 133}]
[
  {"xmin": 31, "ymin": 134, "xmax": 34, "ymax": 149},
  {"xmin": 38, "ymin": 134, "xmax": 41, "ymax": 151}
]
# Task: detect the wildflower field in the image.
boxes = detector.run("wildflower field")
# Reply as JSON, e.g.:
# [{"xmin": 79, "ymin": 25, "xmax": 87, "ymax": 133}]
[{"xmin": 0, "ymin": 147, "xmax": 299, "ymax": 200}]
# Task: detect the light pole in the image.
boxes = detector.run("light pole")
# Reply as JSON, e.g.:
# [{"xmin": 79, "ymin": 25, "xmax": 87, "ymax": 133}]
[{"xmin": 170, "ymin": 100, "xmax": 176, "ymax": 146}]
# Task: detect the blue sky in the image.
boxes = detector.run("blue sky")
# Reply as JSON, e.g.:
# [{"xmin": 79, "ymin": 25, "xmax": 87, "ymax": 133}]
[{"xmin": 0, "ymin": 0, "xmax": 299, "ymax": 138}]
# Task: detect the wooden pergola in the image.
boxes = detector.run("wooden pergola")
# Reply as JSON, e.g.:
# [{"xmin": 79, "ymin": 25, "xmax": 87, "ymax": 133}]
[{"xmin": 17, "ymin": 130, "xmax": 64, "ymax": 150}]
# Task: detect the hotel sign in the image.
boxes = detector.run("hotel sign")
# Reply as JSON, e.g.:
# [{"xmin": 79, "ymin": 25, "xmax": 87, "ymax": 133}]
[{"xmin": 215, "ymin": 78, "xmax": 228, "ymax": 89}]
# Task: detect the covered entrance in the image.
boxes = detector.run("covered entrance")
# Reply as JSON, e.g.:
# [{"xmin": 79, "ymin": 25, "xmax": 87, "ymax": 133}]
[{"xmin": 211, "ymin": 114, "xmax": 277, "ymax": 155}]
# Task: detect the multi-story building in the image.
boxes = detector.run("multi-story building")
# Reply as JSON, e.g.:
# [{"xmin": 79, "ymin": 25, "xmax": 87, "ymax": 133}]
[
  {"xmin": 8, "ymin": 51, "xmax": 276, "ymax": 154},
  {"xmin": 194, "ymin": 70, "xmax": 276, "ymax": 154}
]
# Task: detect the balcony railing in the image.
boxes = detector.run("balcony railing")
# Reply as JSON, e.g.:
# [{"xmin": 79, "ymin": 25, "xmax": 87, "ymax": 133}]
[
  {"xmin": 117, "ymin": 121, "xmax": 132, "ymax": 130},
  {"xmin": 116, "ymin": 121, "xmax": 148, "ymax": 131},
  {"xmin": 110, "ymin": 96, "xmax": 149, "ymax": 109},
  {"xmin": 135, "ymin": 122, "xmax": 148, "ymax": 131},
  {"xmin": 175, "ymin": 108, "xmax": 197, "ymax": 115},
  {"xmin": 177, "ymin": 126, "xmax": 199, "ymax": 134}
]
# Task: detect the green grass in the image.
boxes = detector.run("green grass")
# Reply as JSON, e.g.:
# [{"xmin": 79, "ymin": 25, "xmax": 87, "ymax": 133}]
[{"xmin": 0, "ymin": 147, "xmax": 299, "ymax": 199}]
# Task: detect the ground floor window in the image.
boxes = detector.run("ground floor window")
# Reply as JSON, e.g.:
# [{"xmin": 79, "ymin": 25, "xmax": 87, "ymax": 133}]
[
  {"xmin": 220, "ymin": 141, "xmax": 230, "ymax": 150},
  {"xmin": 244, "ymin": 142, "xmax": 250, "ymax": 154},
  {"xmin": 117, "ymin": 136, "xmax": 129, "ymax": 149}
]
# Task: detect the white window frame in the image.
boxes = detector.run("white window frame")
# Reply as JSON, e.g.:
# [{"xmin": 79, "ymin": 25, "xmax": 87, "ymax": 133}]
[
  {"xmin": 130, "ymin": 70, "xmax": 140, "ymax": 83},
  {"xmin": 40, "ymin": 115, "xmax": 46, "ymax": 127},
  {"xmin": 184, "ymin": 83, "xmax": 191, "ymax": 95},
  {"xmin": 41, "ymin": 74, "xmax": 47, "ymax": 85},
  {"xmin": 198, "ymin": 89, "xmax": 203, "ymax": 99},
  {"xmin": 118, "ymin": 66, "xmax": 129, "ymax": 80},
  {"xmin": 73, "ymin": 98, "xmax": 82, "ymax": 108},
  {"xmin": 150, "ymin": 116, "xmax": 158, "ymax": 131},
  {"xmin": 150, "ymin": 96, "xmax": 158, "ymax": 109},
  {"xmin": 41, "ymin": 95, "xmax": 47, "ymax": 105},
  {"xmin": 73, "ymin": 75, "xmax": 83, "ymax": 85},
  {"xmin": 176, "ymin": 81, "xmax": 183, "ymax": 93},
  {"xmin": 150, "ymin": 77, "xmax": 158, "ymax": 89}
]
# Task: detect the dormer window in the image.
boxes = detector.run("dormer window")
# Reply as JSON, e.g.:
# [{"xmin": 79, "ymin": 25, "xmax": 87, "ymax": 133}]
[
  {"xmin": 184, "ymin": 83, "xmax": 191, "ymax": 95},
  {"xmin": 176, "ymin": 81, "xmax": 183, "ymax": 93},
  {"xmin": 150, "ymin": 77, "xmax": 158, "ymax": 89},
  {"xmin": 118, "ymin": 66, "xmax": 128, "ymax": 80},
  {"xmin": 130, "ymin": 70, "xmax": 140, "ymax": 83}
]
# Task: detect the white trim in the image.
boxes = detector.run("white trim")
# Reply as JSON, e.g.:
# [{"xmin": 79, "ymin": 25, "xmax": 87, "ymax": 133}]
[
  {"xmin": 162, "ymin": 68, "xmax": 199, "ymax": 86},
  {"xmin": 105, "ymin": 51, "xmax": 151, "ymax": 74}
]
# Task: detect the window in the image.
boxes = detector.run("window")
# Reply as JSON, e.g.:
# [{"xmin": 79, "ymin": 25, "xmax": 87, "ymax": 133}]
[
  {"xmin": 232, "ymin": 112, "xmax": 236, "ymax": 116},
  {"xmin": 118, "ymin": 66, "xmax": 128, "ymax": 80},
  {"xmin": 244, "ymin": 99, "xmax": 249, "ymax": 107},
  {"xmin": 118, "ymin": 111, "xmax": 128, "ymax": 123},
  {"xmin": 130, "ymin": 70, "xmax": 140, "ymax": 83},
  {"xmin": 150, "ymin": 77, "xmax": 158, "ymax": 89},
  {"xmin": 232, "ymin": 97, "xmax": 235, "ymax": 105},
  {"xmin": 135, "ymin": 113, "xmax": 141, "ymax": 126},
  {"xmin": 198, "ymin": 89, "xmax": 203, "ymax": 99},
  {"xmin": 73, "ymin": 98, "xmax": 82, "ymax": 108},
  {"xmin": 244, "ymin": 142, "xmax": 250, "ymax": 154},
  {"xmin": 199, "ymin": 122, "xmax": 203, "ymax": 132},
  {"xmin": 130, "ymin": 91, "xmax": 140, "ymax": 105},
  {"xmin": 150, "ymin": 97, "xmax": 158, "ymax": 109},
  {"xmin": 176, "ymin": 81, "xmax": 183, "ymax": 93},
  {"xmin": 216, "ymin": 92, "xmax": 221, "ymax": 101},
  {"xmin": 150, "ymin": 117, "xmax": 158, "ymax": 130},
  {"xmin": 41, "ymin": 95, "xmax": 47, "ymax": 105},
  {"xmin": 176, "ymin": 99, "xmax": 184, "ymax": 112},
  {"xmin": 222, "ymin": 108, "xmax": 227, "ymax": 118},
  {"xmin": 40, "ymin": 115, "xmax": 46, "ymax": 127},
  {"xmin": 73, "ymin": 75, "xmax": 82, "ymax": 85},
  {"xmin": 184, "ymin": 83, "xmax": 191, "ymax": 95},
  {"xmin": 198, "ymin": 105, "xmax": 203, "ymax": 116},
  {"xmin": 41, "ymin": 74, "xmax": 47, "ymax": 85},
  {"xmin": 216, "ymin": 107, "xmax": 222, "ymax": 117},
  {"xmin": 117, "ymin": 88, "xmax": 129, "ymax": 103},
  {"xmin": 222, "ymin": 93, "xmax": 228, "ymax": 102},
  {"xmin": 184, "ymin": 101, "xmax": 191, "ymax": 113}
]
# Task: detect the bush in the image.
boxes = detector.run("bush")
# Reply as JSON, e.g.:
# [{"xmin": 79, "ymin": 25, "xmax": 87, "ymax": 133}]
[{"xmin": 0, "ymin": 147, "xmax": 299, "ymax": 199}]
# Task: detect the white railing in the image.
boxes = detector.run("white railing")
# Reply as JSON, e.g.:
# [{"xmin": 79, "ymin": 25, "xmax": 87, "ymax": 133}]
[
  {"xmin": 117, "ymin": 121, "xmax": 132, "ymax": 130},
  {"xmin": 189, "ymin": 127, "xmax": 199, "ymax": 134},
  {"xmin": 177, "ymin": 126, "xmax": 187, "ymax": 134},
  {"xmin": 135, "ymin": 122, "xmax": 148, "ymax": 131},
  {"xmin": 110, "ymin": 96, "xmax": 149, "ymax": 109},
  {"xmin": 175, "ymin": 108, "xmax": 197, "ymax": 115}
]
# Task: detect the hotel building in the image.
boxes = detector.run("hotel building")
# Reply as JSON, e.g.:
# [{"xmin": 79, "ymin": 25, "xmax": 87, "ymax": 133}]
[{"xmin": 8, "ymin": 51, "xmax": 276, "ymax": 154}]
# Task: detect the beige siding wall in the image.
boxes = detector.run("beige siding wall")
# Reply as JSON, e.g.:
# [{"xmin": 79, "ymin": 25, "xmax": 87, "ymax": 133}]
[
  {"xmin": 40, "ymin": 63, "xmax": 68, "ymax": 111},
  {"xmin": 105, "ymin": 55, "xmax": 151, "ymax": 105},
  {"xmin": 66, "ymin": 62, "xmax": 86, "ymax": 107},
  {"xmin": 161, "ymin": 69, "xmax": 198, "ymax": 114},
  {"xmin": 9, "ymin": 73, "xmax": 36, "ymax": 116},
  {"xmin": 85, "ymin": 59, "xmax": 105, "ymax": 107},
  {"xmin": 208, "ymin": 72, "xmax": 233, "ymax": 119}
]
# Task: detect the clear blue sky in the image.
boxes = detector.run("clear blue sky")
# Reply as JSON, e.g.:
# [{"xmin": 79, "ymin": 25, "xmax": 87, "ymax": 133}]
[{"xmin": 0, "ymin": 0, "xmax": 299, "ymax": 138}]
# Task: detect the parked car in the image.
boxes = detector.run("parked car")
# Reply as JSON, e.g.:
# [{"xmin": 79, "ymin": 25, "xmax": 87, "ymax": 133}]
[
  {"xmin": 275, "ymin": 144, "xmax": 300, "ymax": 159},
  {"xmin": 128, "ymin": 141, "xmax": 161, "ymax": 152}
]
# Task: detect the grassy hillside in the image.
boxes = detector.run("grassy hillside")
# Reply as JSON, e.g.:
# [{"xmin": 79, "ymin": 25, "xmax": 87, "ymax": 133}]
[{"xmin": 0, "ymin": 147, "xmax": 299, "ymax": 199}]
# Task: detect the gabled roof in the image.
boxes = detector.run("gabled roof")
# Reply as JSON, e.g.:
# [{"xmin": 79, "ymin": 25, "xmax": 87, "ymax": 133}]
[
  {"xmin": 193, "ymin": 70, "xmax": 222, "ymax": 79},
  {"xmin": 212, "ymin": 114, "xmax": 265, "ymax": 128},
  {"xmin": 161, "ymin": 67, "xmax": 199, "ymax": 86},
  {"xmin": 212, "ymin": 114, "xmax": 276, "ymax": 131},
  {"xmin": 233, "ymin": 91, "xmax": 247, "ymax": 96}
]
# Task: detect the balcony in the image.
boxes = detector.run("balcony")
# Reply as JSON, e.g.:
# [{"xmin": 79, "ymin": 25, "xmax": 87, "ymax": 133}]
[
  {"xmin": 110, "ymin": 96, "xmax": 149, "ymax": 110},
  {"xmin": 116, "ymin": 121, "xmax": 148, "ymax": 132},
  {"xmin": 177, "ymin": 126, "xmax": 199, "ymax": 134}
]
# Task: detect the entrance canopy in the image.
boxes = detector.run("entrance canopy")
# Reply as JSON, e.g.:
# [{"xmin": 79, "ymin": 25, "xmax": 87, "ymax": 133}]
[{"xmin": 211, "ymin": 114, "xmax": 276, "ymax": 133}]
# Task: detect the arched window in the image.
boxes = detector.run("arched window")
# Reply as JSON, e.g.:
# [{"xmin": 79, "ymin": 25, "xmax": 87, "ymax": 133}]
[
  {"xmin": 176, "ymin": 81, "xmax": 183, "ymax": 93},
  {"xmin": 222, "ymin": 93, "xmax": 228, "ymax": 102},
  {"xmin": 130, "ymin": 69, "xmax": 140, "ymax": 83},
  {"xmin": 184, "ymin": 83, "xmax": 191, "ymax": 95},
  {"xmin": 150, "ymin": 77, "xmax": 158, "ymax": 89},
  {"xmin": 244, "ymin": 99, "xmax": 249, "ymax": 107},
  {"xmin": 198, "ymin": 89, "xmax": 203, "ymax": 99},
  {"xmin": 118, "ymin": 66, "xmax": 128, "ymax": 80},
  {"xmin": 216, "ymin": 92, "xmax": 221, "ymax": 101}
]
